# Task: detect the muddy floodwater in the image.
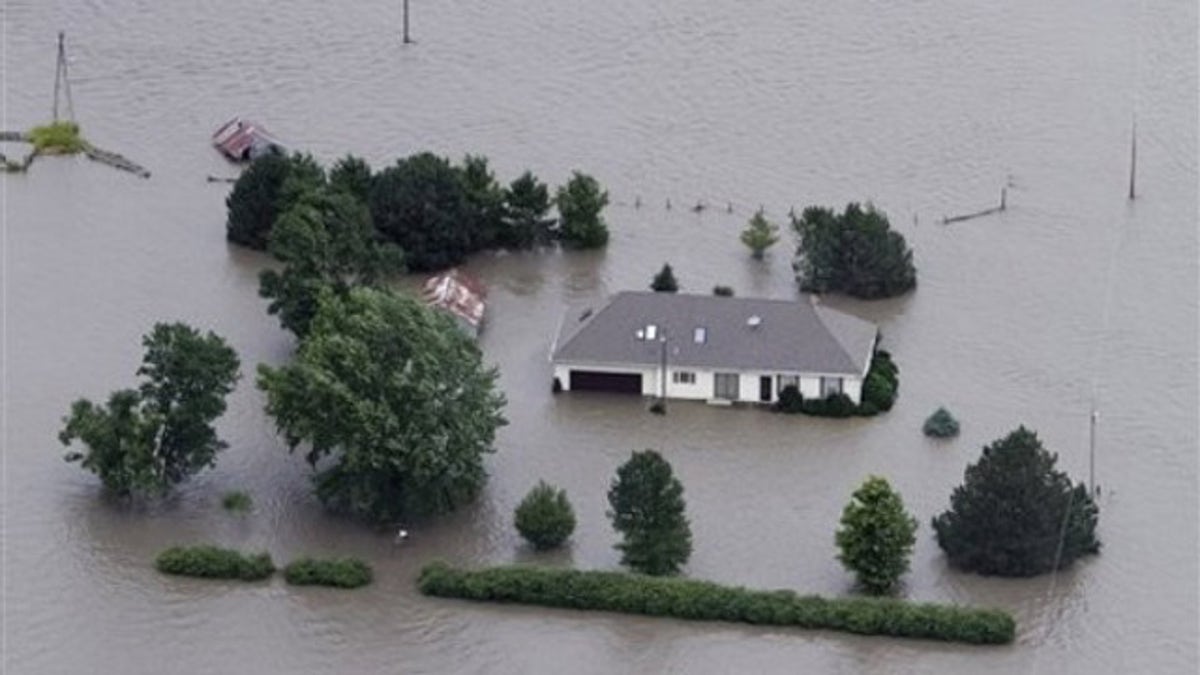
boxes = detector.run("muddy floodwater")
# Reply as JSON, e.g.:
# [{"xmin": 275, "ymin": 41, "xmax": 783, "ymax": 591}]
[{"xmin": 3, "ymin": 1, "xmax": 1197, "ymax": 673}]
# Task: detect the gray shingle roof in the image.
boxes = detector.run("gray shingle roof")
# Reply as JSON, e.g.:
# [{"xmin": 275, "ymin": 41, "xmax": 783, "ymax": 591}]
[{"xmin": 552, "ymin": 292, "xmax": 877, "ymax": 375}]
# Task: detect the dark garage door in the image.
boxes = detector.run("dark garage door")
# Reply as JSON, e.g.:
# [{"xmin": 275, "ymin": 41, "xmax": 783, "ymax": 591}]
[{"xmin": 569, "ymin": 370, "xmax": 642, "ymax": 394}]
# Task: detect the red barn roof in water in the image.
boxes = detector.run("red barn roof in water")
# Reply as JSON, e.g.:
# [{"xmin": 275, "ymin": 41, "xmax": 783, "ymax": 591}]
[
  {"xmin": 422, "ymin": 269, "xmax": 487, "ymax": 335},
  {"xmin": 212, "ymin": 117, "xmax": 285, "ymax": 161}
]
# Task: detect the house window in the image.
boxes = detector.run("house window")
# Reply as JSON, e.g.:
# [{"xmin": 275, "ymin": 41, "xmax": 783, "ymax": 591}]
[
  {"xmin": 693, "ymin": 327, "xmax": 707, "ymax": 344},
  {"xmin": 714, "ymin": 373, "xmax": 740, "ymax": 400},
  {"xmin": 672, "ymin": 371, "xmax": 696, "ymax": 385},
  {"xmin": 778, "ymin": 375, "xmax": 800, "ymax": 392},
  {"xmin": 820, "ymin": 377, "xmax": 843, "ymax": 397}
]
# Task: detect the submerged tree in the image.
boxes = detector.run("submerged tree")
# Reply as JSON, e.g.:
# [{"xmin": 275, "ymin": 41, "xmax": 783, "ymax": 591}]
[
  {"xmin": 932, "ymin": 427, "xmax": 1100, "ymax": 577},
  {"xmin": 59, "ymin": 323, "xmax": 240, "ymax": 496},
  {"xmin": 226, "ymin": 152, "xmax": 325, "ymax": 250},
  {"xmin": 328, "ymin": 154, "xmax": 374, "ymax": 203},
  {"xmin": 501, "ymin": 171, "xmax": 556, "ymax": 249},
  {"xmin": 556, "ymin": 172, "xmax": 610, "ymax": 249},
  {"xmin": 259, "ymin": 187, "xmax": 404, "ymax": 338},
  {"xmin": 740, "ymin": 211, "xmax": 780, "ymax": 259},
  {"xmin": 459, "ymin": 154, "xmax": 507, "ymax": 252},
  {"xmin": 835, "ymin": 476, "xmax": 917, "ymax": 595},
  {"xmin": 369, "ymin": 152, "xmax": 474, "ymax": 272},
  {"xmin": 650, "ymin": 263, "xmax": 679, "ymax": 293},
  {"xmin": 792, "ymin": 203, "xmax": 916, "ymax": 299},
  {"xmin": 607, "ymin": 450, "xmax": 692, "ymax": 575},
  {"xmin": 514, "ymin": 481, "xmax": 576, "ymax": 550},
  {"xmin": 258, "ymin": 288, "xmax": 506, "ymax": 523}
]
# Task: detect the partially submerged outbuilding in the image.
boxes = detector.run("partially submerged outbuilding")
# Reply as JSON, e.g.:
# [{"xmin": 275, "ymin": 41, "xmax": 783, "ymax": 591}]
[
  {"xmin": 422, "ymin": 269, "xmax": 487, "ymax": 337},
  {"xmin": 212, "ymin": 117, "xmax": 286, "ymax": 162}
]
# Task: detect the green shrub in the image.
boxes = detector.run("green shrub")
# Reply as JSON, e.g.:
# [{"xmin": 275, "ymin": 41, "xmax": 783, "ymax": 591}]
[
  {"xmin": 772, "ymin": 350, "xmax": 898, "ymax": 418},
  {"xmin": 283, "ymin": 557, "xmax": 373, "ymax": 588},
  {"xmin": 924, "ymin": 408, "xmax": 960, "ymax": 438},
  {"xmin": 155, "ymin": 545, "xmax": 275, "ymax": 581},
  {"xmin": 514, "ymin": 481, "xmax": 576, "ymax": 550},
  {"xmin": 773, "ymin": 385, "xmax": 804, "ymax": 413},
  {"xmin": 28, "ymin": 121, "xmax": 87, "ymax": 153},
  {"xmin": 221, "ymin": 490, "xmax": 253, "ymax": 512},
  {"xmin": 712, "ymin": 285, "xmax": 734, "ymax": 297},
  {"xmin": 417, "ymin": 562, "xmax": 1015, "ymax": 645}
]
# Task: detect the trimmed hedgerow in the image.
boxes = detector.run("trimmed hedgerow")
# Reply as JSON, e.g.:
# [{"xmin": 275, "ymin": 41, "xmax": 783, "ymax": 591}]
[
  {"xmin": 417, "ymin": 562, "xmax": 1015, "ymax": 645},
  {"xmin": 283, "ymin": 557, "xmax": 373, "ymax": 588},
  {"xmin": 155, "ymin": 545, "xmax": 275, "ymax": 581}
]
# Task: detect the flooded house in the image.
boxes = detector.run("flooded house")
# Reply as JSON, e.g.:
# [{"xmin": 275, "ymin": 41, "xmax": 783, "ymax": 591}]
[{"xmin": 551, "ymin": 292, "xmax": 877, "ymax": 404}]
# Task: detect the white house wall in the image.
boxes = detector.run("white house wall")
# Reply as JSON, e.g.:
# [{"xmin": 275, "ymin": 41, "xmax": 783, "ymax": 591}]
[{"xmin": 557, "ymin": 362, "xmax": 862, "ymax": 405}]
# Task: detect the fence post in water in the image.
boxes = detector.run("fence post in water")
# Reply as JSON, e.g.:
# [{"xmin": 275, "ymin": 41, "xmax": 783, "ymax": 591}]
[
  {"xmin": 1089, "ymin": 409, "xmax": 1098, "ymax": 497},
  {"xmin": 1000, "ymin": 186, "xmax": 1007, "ymax": 211},
  {"xmin": 403, "ymin": 0, "xmax": 412, "ymax": 44}
]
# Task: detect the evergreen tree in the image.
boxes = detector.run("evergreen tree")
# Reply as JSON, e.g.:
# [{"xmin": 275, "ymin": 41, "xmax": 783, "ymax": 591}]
[
  {"xmin": 556, "ymin": 172, "xmax": 610, "ymax": 249},
  {"xmin": 514, "ymin": 481, "xmax": 576, "ymax": 550},
  {"xmin": 607, "ymin": 450, "xmax": 692, "ymax": 575},
  {"xmin": 932, "ymin": 427, "xmax": 1100, "ymax": 577},
  {"xmin": 740, "ymin": 211, "xmax": 780, "ymax": 259},
  {"xmin": 226, "ymin": 152, "xmax": 324, "ymax": 250},
  {"xmin": 459, "ymin": 154, "xmax": 507, "ymax": 251},
  {"xmin": 835, "ymin": 476, "xmax": 917, "ymax": 595},
  {"xmin": 650, "ymin": 263, "xmax": 679, "ymax": 293},
  {"xmin": 501, "ymin": 171, "xmax": 556, "ymax": 249},
  {"xmin": 792, "ymin": 203, "xmax": 916, "ymax": 299},
  {"xmin": 369, "ymin": 153, "xmax": 474, "ymax": 272},
  {"xmin": 328, "ymin": 154, "xmax": 373, "ymax": 203}
]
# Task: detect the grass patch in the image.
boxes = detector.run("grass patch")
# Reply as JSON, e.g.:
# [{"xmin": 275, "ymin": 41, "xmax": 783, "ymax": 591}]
[
  {"xmin": 418, "ymin": 562, "xmax": 1015, "ymax": 645},
  {"xmin": 27, "ymin": 121, "xmax": 88, "ymax": 154},
  {"xmin": 221, "ymin": 490, "xmax": 253, "ymax": 512},
  {"xmin": 283, "ymin": 557, "xmax": 373, "ymax": 588},
  {"xmin": 155, "ymin": 545, "xmax": 275, "ymax": 581}
]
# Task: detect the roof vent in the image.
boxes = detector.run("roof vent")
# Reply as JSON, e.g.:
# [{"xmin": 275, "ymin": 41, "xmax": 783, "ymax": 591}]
[
  {"xmin": 747, "ymin": 315, "xmax": 762, "ymax": 328},
  {"xmin": 579, "ymin": 308, "xmax": 593, "ymax": 322}
]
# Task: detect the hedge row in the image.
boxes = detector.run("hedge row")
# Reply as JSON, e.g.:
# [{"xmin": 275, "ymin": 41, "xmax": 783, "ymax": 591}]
[
  {"xmin": 155, "ymin": 545, "xmax": 275, "ymax": 581},
  {"xmin": 417, "ymin": 562, "xmax": 1015, "ymax": 645},
  {"xmin": 283, "ymin": 557, "xmax": 374, "ymax": 588}
]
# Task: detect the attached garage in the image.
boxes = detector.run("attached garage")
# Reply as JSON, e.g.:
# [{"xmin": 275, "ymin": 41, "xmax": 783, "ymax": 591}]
[{"xmin": 568, "ymin": 370, "xmax": 643, "ymax": 394}]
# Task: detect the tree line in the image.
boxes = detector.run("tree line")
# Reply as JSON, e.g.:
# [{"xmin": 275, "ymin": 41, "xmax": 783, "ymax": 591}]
[{"xmin": 226, "ymin": 151, "xmax": 610, "ymax": 272}]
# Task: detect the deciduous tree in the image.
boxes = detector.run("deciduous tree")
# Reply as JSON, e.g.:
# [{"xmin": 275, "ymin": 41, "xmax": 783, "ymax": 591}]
[
  {"xmin": 792, "ymin": 203, "xmax": 916, "ymax": 299},
  {"xmin": 835, "ymin": 476, "xmax": 917, "ymax": 595},
  {"xmin": 556, "ymin": 172, "xmax": 610, "ymax": 249},
  {"xmin": 257, "ymin": 288, "xmax": 506, "ymax": 522}
]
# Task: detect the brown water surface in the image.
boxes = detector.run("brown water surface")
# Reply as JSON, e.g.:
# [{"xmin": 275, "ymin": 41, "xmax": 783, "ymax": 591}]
[{"xmin": 3, "ymin": 1, "xmax": 1197, "ymax": 673}]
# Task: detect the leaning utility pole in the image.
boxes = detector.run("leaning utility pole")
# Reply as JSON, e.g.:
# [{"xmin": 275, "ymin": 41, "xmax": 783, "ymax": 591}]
[{"xmin": 52, "ymin": 31, "xmax": 76, "ymax": 123}]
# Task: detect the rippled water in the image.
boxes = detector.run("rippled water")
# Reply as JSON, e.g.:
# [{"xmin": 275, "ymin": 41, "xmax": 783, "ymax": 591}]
[{"xmin": 3, "ymin": 1, "xmax": 1197, "ymax": 673}]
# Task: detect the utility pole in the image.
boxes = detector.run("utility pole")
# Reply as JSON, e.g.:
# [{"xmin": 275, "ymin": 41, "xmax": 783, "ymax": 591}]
[
  {"xmin": 1128, "ymin": 117, "xmax": 1137, "ymax": 200},
  {"xmin": 53, "ymin": 31, "xmax": 76, "ymax": 123},
  {"xmin": 402, "ymin": 0, "xmax": 412, "ymax": 44},
  {"xmin": 1089, "ymin": 409, "xmax": 1099, "ymax": 497},
  {"xmin": 659, "ymin": 335, "xmax": 668, "ymax": 401}
]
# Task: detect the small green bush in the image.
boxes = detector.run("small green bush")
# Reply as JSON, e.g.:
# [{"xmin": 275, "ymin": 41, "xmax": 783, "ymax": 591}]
[
  {"xmin": 924, "ymin": 408, "xmax": 960, "ymax": 438},
  {"xmin": 27, "ymin": 121, "xmax": 87, "ymax": 153},
  {"xmin": 514, "ymin": 481, "xmax": 576, "ymax": 550},
  {"xmin": 155, "ymin": 545, "xmax": 275, "ymax": 581},
  {"xmin": 221, "ymin": 490, "xmax": 253, "ymax": 512},
  {"xmin": 712, "ymin": 285, "xmax": 734, "ymax": 297},
  {"xmin": 283, "ymin": 557, "xmax": 373, "ymax": 588},
  {"xmin": 772, "ymin": 350, "xmax": 898, "ymax": 418},
  {"xmin": 774, "ymin": 385, "xmax": 804, "ymax": 413},
  {"xmin": 417, "ymin": 562, "xmax": 1015, "ymax": 645}
]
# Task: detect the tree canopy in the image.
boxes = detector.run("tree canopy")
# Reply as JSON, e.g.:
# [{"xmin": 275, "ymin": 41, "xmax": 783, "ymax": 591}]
[
  {"xmin": 328, "ymin": 154, "xmax": 374, "ymax": 203},
  {"xmin": 792, "ymin": 203, "xmax": 916, "ymax": 299},
  {"xmin": 932, "ymin": 427, "xmax": 1100, "ymax": 577},
  {"xmin": 835, "ymin": 476, "xmax": 917, "ymax": 595},
  {"xmin": 257, "ymin": 287, "xmax": 506, "ymax": 522},
  {"xmin": 226, "ymin": 152, "xmax": 324, "ymax": 250},
  {"xmin": 369, "ymin": 153, "xmax": 474, "ymax": 272},
  {"xmin": 259, "ymin": 187, "xmax": 404, "ymax": 338},
  {"xmin": 459, "ymin": 154, "xmax": 507, "ymax": 252},
  {"xmin": 556, "ymin": 171, "xmax": 610, "ymax": 249},
  {"xmin": 607, "ymin": 450, "xmax": 692, "ymax": 575},
  {"xmin": 740, "ymin": 211, "xmax": 780, "ymax": 259},
  {"xmin": 501, "ymin": 171, "xmax": 556, "ymax": 249},
  {"xmin": 59, "ymin": 323, "xmax": 240, "ymax": 496},
  {"xmin": 650, "ymin": 263, "xmax": 679, "ymax": 293},
  {"xmin": 514, "ymin": 481, "xmax": 576, "ymax": 550}
]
